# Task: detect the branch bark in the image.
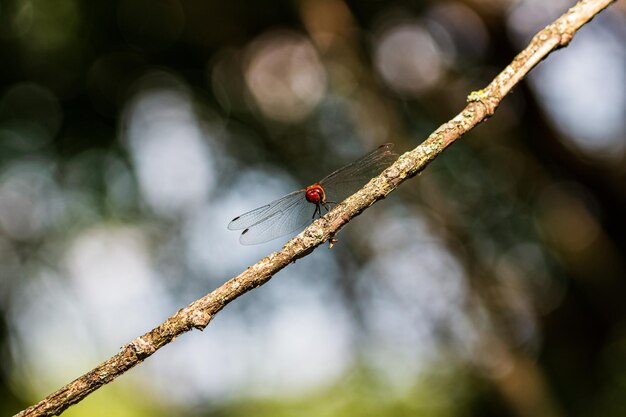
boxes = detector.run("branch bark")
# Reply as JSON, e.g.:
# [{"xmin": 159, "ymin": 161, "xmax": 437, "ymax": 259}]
[{"xmin": 14, "ymin": 1, "xmax": 616, "ymax": 416}]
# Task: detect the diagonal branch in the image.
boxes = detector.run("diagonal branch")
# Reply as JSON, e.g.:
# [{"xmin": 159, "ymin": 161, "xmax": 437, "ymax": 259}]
[{"xmin": 14, "ymin": 1, "xmax": 616, "ymax": 416}]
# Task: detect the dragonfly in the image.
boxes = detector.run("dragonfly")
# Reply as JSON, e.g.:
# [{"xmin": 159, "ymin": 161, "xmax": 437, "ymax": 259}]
[{"xmin": 228, "ymin": 143, "xmax": 398, "ymax": 245}]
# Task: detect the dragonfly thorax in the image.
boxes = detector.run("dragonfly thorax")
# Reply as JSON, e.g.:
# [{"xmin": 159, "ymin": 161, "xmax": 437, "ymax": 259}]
[{"xmin": 305, "ymin": 184, "xmax": 325, "ymax": 204}]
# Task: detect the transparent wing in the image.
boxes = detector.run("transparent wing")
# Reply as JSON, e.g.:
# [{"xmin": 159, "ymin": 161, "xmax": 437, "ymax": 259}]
[
  {"xmin": 228, "ymin": 190, "xmax": 305, "ymax": 230},
  {"xmin": 320, "ymin": 143, "xmax": 398, "ymax": 203},
  {"xmin": 228, "ymin": 190, "xmax": 316, "ymax": 245},
  {"xmin": 237, "ymin": 192, "xmax": 315, "ymax": 245}
]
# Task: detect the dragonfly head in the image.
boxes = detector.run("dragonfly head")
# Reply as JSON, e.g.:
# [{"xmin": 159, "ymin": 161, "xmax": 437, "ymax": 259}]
[{"xmin": 305, "ymin": 183, "xmax": 325, "ymax": 204}]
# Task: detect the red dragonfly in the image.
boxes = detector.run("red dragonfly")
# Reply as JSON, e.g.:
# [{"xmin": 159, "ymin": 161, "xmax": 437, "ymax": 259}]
[{"xmin": 229, "ymin": 143, "xmax": 398, "ymax": 245}]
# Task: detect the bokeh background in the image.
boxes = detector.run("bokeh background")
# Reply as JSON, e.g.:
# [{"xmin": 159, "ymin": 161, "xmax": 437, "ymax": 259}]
[{"xmin": 1, "ymin": 0, "xmax": 626, "ymax": 416}]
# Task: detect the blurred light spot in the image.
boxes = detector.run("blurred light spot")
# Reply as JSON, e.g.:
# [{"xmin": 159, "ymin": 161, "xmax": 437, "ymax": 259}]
[
  {"xmin": 0, "ymin": 83, "xmax": 62, "ymax": 151},
  {"xmin": 426, "ymin": 2, "xmax": 489, "ymax": 62},
  {"xmin": 536, "ymin": 183, "xmax": 600, "ymax": 253},
  {"xmin": 507, "ymin": 0, "xmax": 573, "ymax": 44},
  {"xmin": 527, "ymin": 28, "xmax": 626, "ymax": 159},
  {"xmin": 498, "ymin": 243, "xmax": 564, "ymax": 316},
  {"xmin": 0, "ymin": 161, "xmax": 60, "ymax": 240},
  {"xmin": 123, "ymin": 72, "xmax": 215, "ymax": 217},
  {"xmin": 13, "ymin": 0, "xmax": 79, "ymax": 50},
  {"xmin": 374, "ymin": 21, "xmax": 445, "ymax": 96},
  {"xmin": 253, "ymin": 295, "xmax": 350, "ymax": 396},
  {"xmin": 117, "ymin": 0, "xmax": 185, "ymax": 52},
  {"xmin": 10, "ymin": 0, "xmax": 34, "ymax": 37},
  {"xmin": 65, "ymin": 226, "xmax": 155, "ymax": 314},
  {"xmin": 300, "ymin": 0, "xmax": 355, "ymax": 49},
  {"xmin": 360, "ymin": 214, "xmax": 474, "ymax": 379},
  {"xmin": 64, "ymin": 225, "xmax": 171, "ymax": 345},
  {"xmin": 244, "ymin": 31, "xmax": 327, "ymax": 122}
]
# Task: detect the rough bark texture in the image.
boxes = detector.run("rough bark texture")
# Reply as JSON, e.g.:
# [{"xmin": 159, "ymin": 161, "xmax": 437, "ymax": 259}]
[{"xmin": 14, "ymin": 1, "xmax": 616, "ymax": 416}]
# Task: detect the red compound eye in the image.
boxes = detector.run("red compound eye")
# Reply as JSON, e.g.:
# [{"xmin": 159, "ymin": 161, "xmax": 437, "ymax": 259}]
[{"xmin": 305, "ymin": 184, "xmax": 324, "ymax": 204}]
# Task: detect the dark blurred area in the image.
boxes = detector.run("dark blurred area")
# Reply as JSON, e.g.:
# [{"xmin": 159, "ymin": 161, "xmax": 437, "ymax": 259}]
[{"xmin": 1, "ymin": 0, "xmax": 626, "ymax": 416}]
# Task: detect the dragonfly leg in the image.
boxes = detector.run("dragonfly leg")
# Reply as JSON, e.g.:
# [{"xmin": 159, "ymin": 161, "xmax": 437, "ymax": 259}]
[{"xmin": 312, "ymin": 204, "xmax": 321, "ymax": 219}]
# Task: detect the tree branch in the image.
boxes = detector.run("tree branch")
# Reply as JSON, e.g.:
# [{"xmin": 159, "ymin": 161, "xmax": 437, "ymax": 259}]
[{"xmin": 14, "ymin": 1, "xmax": 616, "ymax": 416}]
